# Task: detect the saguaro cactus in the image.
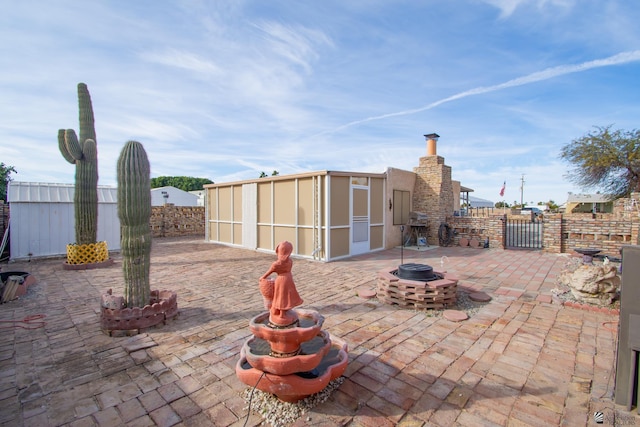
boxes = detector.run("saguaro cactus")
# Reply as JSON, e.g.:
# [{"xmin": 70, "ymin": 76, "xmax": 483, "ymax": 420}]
[
  {"xmin": 58, "ymin": 83, "xmax": 98, "ymax": 245},
  {"xmin": 117, "ymin": 140, "xmax": 152, "ymax": 308}
]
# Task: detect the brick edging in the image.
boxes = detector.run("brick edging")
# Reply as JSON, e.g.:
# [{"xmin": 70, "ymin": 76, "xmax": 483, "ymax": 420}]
[{"xmin": 561, "ymin": 299, "xmax": 620, "ymax": 315}]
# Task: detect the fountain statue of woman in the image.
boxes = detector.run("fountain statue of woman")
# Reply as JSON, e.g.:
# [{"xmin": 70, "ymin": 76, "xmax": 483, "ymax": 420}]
[{"xmin": 259, "ymin": 241, "xmax": 304, "ymax": 326}]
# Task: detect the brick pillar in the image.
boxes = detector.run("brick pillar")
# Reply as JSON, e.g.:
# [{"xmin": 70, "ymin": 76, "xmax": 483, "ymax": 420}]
[
  {"xmin": 412, "ymin": 152, "xmax": 454, "ymax": 246},
  {"xmin": 542, "ymin": 213, "xmax": 563, "ymax": 254}
]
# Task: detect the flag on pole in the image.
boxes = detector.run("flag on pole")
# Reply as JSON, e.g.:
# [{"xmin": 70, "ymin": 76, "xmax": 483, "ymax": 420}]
[{"xmin": 499, "ymin": 181, "xmax": 506, "ymax": 197}]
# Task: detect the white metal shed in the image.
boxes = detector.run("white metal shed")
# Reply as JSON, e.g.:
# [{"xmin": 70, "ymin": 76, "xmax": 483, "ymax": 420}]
[
  {"xmin": 151, "ymin": 186, "xmax": 199, "ymax": 206},
  {"xmin": 7, "ymin": 182, "xmax": 120, "ymax": 261}
]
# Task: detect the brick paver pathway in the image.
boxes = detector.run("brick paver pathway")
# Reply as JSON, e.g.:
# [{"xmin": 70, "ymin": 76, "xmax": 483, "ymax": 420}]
[{"xmin": 0, "ymin": 237, "xmax": 635, "ymax": 426}]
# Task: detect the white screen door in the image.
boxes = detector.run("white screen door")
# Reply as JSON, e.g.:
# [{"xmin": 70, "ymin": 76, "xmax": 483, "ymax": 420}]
[{"xmin": 351, "ymin": 186, "xmax": 369, "ymax": 255}]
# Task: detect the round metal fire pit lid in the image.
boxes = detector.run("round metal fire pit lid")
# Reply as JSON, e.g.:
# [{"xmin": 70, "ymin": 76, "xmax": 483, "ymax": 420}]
[
  {"xmin": 397, "ymin": 263, "xmax": 435, "ymax": 281},
  {"xmin": 573, "ymin": 248, "xmax": 601, "ymax": 257}
]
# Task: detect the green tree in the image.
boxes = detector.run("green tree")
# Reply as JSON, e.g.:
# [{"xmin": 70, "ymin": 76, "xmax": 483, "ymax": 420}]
[
  {"xmin": 560, "ymin": 125, "xmax": 640, "ymax": 199},
  {"xmin": 0, "ymin": 163, "xmax": 17, "ymax": 201},
  {"xmin": 495, "ymin": 201, "xmax": 509, "ymax": 208},
  {"xmin": 150, "ymin": 176, "xmax": 213, "ymax": 191},
  {"xmin": 259, "ymin": 170, "xmax": 279, "ymax": 178}
]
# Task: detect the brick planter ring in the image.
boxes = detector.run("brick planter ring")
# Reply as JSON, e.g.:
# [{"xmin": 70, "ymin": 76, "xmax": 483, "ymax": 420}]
[
  {"xmin": 377, "ymin": 267, "xmax": 458, "ymax": 309},
  {"xmin": 100, "ymin": 290, "xmax": 178, "ymax": 336}
]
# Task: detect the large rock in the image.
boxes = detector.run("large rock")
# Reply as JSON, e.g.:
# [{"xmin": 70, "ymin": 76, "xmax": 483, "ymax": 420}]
[{"xmin": 558, "ymin": 262, "xmax": 620, "ymax": 305}]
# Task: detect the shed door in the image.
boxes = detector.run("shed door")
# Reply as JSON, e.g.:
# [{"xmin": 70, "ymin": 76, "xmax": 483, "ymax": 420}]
[{"xmin": 351, "ymin": 186, "xmax": 369, "ymax": 255}]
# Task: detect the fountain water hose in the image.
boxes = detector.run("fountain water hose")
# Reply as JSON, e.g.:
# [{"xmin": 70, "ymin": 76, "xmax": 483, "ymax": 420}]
[
  {"xmin": 243, "ymin": 371, "xmax": 267, "ymax": 427},
  {"xmin": 0, "ymin": 314, "xmax": 46, "ymax": 329}
]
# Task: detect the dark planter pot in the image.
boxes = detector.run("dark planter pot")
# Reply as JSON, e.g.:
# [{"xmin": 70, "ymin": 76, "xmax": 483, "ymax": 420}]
[{"xmin": 1, "ymin": 272, "xmax": 37, "ymax": 299}]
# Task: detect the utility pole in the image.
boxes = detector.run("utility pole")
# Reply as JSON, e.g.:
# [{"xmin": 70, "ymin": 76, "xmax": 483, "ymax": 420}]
[{"xmin": 520, "ymin": 174, "xmax": 525, "ymax": 207}]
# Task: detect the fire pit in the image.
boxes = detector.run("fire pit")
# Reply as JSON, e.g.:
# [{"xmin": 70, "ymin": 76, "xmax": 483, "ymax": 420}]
[
  {"xmin": 378, "ymin": 263, "xmax": 458, "ymax": 309},
  {"xmin": 574, "ymin": 248, "xmax": 601, "ymax": 264},
  {"xmin": 396, "ymin": 263, "xmax": 439, "ymax": 281}
]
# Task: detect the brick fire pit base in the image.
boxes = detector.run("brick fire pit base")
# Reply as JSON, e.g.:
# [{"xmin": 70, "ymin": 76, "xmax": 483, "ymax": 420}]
[
  {"xmin": 100, "ymin": 289, "xmax": 179, "ymax": 336},
  {"xmin": 377, "ymin": 267, "xmax": 458, "ymax": 309}
]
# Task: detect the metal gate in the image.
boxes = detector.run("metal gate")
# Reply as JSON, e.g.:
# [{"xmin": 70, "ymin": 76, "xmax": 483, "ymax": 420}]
[{"xmin": 505, "ymin": 216, "xmax": 543, "ymax": 249}]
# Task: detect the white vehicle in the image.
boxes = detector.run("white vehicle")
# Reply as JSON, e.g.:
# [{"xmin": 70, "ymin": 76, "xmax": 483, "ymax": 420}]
[{"xmin": 521, "ymin": 207, "xmax": 543, "ymax": 216}]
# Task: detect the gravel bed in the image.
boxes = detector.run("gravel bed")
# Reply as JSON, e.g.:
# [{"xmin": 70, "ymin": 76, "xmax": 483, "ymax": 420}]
[
  {"xmin": 241, "ymin": 377, "xmax": 344, "ymax": 427},
  {"xmin": 401, "ymin": 288, "xmax": 486, "ymax": 318}
]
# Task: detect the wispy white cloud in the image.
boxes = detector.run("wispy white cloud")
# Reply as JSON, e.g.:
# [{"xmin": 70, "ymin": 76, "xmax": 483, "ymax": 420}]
[
  {"xmin": 319, "ymin": 50, "xmax": 640, "ymax": 136},
  {"xmin": 1, "ymin": 0, "xmax": 639, "ymax": 206},
  {"xmin": 141, "ymin": 49, "xmax": 221, "ymax": 75},
  {"xmin": 480, "ymin": 0, "xmax": 575, "ymax": 18},
  {"xmin": 251, "ymin": 21, "xmax": 333, "ymax": 73}
]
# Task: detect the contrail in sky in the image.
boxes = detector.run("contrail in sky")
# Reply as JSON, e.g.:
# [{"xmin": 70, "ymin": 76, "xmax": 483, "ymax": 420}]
[{"xmin": 320, "ymin": 50, "xmax": 640, "ymax": 136}]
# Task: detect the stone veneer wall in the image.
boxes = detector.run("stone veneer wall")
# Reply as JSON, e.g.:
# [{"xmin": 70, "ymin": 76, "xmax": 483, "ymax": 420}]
[
  {"xmin": 0, "ymin": 203, "xmax": 7, "ymax": 257},
  {"xmin": 412, "ymin": 155, "xmax": 454, "ymax": 245},
  {"xmin": 150, "ymin": 205, "xmax": 204, "ymax": 238},
  {"xmin": 0, "ymin": 202, "xmax": 7, "ymax": 238}
]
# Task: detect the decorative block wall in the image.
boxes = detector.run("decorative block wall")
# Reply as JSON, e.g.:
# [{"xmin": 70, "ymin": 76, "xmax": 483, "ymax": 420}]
[
  {"xmin": 448, "ymin": 209, "xmax": 638, "ymax": 258},
  {"xmin": 150, "ymin": 205, "xmax": 204, "ymax": 238}
]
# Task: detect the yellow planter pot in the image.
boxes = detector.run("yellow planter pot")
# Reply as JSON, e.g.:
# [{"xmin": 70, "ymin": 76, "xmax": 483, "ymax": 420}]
[{"xmin": 66, "ymin": 241, "xmax": 109, "ymax": 265}]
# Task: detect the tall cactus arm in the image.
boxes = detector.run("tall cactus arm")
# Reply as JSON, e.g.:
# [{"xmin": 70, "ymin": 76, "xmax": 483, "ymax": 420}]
[
  {"xmin": 57, "ymin": 129, "xmax": 73, "ymax": 163},
  {"xmin": 82, "ymin": 139, "xmax": 97, "ymax": 163},
  {"xmin": 77, "ymin": 83, "xmax": 96, "ymax": 145},
  {"xmin": 59, "ymin": 129, "xmax": 83, "ymax": 163}
]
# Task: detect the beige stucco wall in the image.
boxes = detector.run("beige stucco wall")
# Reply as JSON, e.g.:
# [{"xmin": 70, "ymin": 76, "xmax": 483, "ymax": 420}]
[
  {"xmin": 384, "ymin": 167, "xmax": 416, "ymax": 248},
  {"xmin": 452, "ymin": 180, "xmax": 461, "ymax": 212}
]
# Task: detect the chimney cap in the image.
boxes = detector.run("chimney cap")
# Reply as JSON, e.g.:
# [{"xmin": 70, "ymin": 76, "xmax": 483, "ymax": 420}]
[{"xmin": 424, "ymin": 133, "xmax": 440, "ymax": 140}]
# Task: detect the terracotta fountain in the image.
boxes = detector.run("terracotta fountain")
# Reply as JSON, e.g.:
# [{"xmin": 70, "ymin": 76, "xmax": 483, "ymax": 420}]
[{"xmin": 235, "ymin": 241, "xmax": 348, "ymax": 403}]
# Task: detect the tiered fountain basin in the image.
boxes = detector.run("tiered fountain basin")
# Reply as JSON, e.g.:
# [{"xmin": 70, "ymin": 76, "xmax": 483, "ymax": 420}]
[
  {"xmin": 377, "ymin": 264, "xmax": 458, "ymax": 309},
  {"xmin": 236, "ymin": 309, "xmax": 348, "ymax": 403},
  {"xmin": 249, "ymin": 309, "xmax": 324, "ymax": 355},
  {"xmin": 236, "ymin": 335, "xmax": 348, "ymax": 403},
  {"xmin": 243, "ymin": 330, "xmax": 331, "ymax": 375}
]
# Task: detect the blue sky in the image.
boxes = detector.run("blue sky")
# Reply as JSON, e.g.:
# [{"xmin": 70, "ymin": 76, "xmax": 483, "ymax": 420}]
[{"xmin": 1, "ymin": 0, "xmax": 639, "ymax": 206}]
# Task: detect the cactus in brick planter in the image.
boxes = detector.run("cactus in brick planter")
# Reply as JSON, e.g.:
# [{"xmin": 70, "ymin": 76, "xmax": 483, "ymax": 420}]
[
  {"xmin": 58, "ymin": 83, "xmax": 99, "ymax": 246},
  {"xmin": 117, "ymin": 140, "xmax": 152, "ymax": 308}
]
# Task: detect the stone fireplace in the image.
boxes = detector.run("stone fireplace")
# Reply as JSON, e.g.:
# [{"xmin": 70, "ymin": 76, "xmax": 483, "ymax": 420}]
[{"xmin": 412, "ymin": 133, "xmax": 454, "ymax": 246}]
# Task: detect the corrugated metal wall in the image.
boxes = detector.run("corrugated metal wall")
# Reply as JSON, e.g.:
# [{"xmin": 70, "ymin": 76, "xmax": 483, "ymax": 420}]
[{"xmin": 8, "ymin": 182, "xmax": 121, "ymax": 260}]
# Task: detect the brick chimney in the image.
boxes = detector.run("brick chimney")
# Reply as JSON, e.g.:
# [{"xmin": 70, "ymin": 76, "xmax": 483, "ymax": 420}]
[
  {"xmin": 412, "ymin": 133, "xmax": 454, "ymax": 245},
  {"xmin": 425, "ymin": 133, "xmax": 440, "ymax": 156}
]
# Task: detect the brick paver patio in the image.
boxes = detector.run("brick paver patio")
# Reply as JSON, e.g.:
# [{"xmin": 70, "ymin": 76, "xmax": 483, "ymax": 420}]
[{"xmin": 0, "ymin": 237, "xmax": 636, "ymax": 426}]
